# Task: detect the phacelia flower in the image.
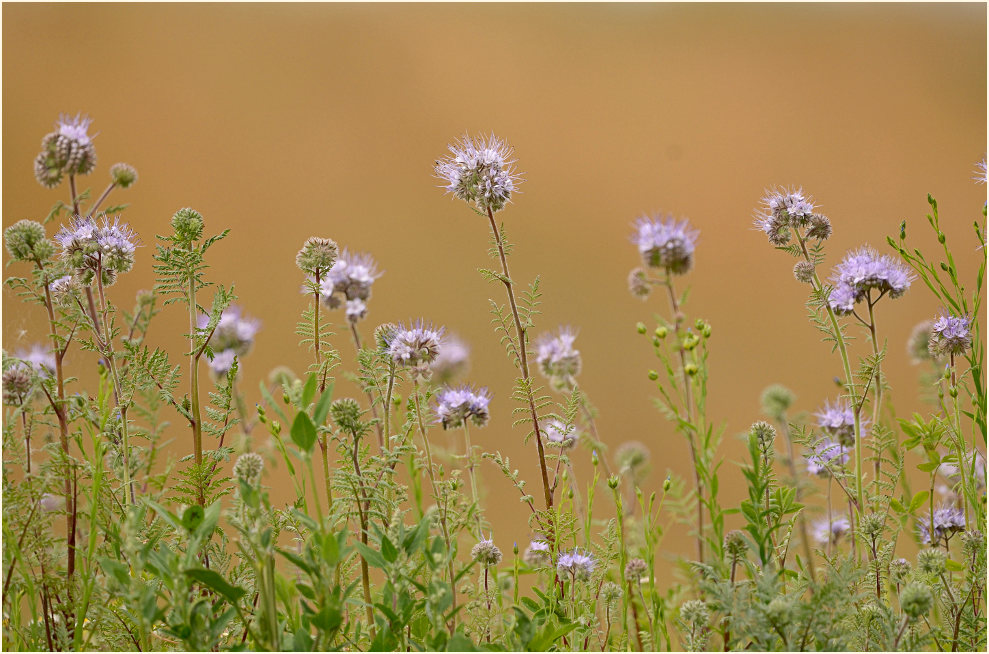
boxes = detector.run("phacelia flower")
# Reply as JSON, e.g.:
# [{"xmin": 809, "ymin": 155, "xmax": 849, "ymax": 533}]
[
  {"xmin": 754, "ymin": 187, "xmax": 826, "ymax": 246},
  {"xmin": 624, "ymin": 558, "xmax": 648, "ymax": 582},
  {"xmin": 4, "ymin": 220, "xmax": 55, "ymax": 263},
  {"xmin": 627, "ymin": 267, "xmax": 652, "ymax": 299},
  {"xmin": 805, "ymin": 439, "xmax": 849, "ymax": 476},
  {"xmin": 917, "ymin": 505, "xmax": 966, "ymax": 545},
  {"xmin": 760, "ymin": 384, "xmax": 795, "ymax": 422},
  {"xmin": 14, "ymin": 345, "xmax": 56, "ymax": 378},
  {"xmin": 928, "ymin": 312, "xmax": 972, "ymax": 358},
  {"xmin": 827, "ymin": 246, "xmax": 914, "ymax": 314},
  {"xmin": 209, "ymin": 350, "xmax": 238, "ymax": 377},
  {"xmin": 899, "ymin": 582, "xmax": 933, "ymax": 619},
  {"xmin": 319, "ymin": 249, "xmax": 382, "ymax": 309},
  {"xmin": 345, "ymin": 299, "xmax": 367, "ymax": 324},
  {"xmin": 434, "ymin": 384, "xmax": 491, "ymax": 429},
  {"xmin": 296, "ymin": 236, "xmax": 339, "ymax": 275},
  {"xmin": 557, "ymin": 548, "xmax": 596, "ymax": 580},
  {"xmin": 938, "ymin": 449, "xmax": 986, "ymax": 491},
  {"xmin": 34, "ymin": 114, "xmax": 97, "ymax": 187},
  {"xmin": 49, "ymin": 274, "xmax": 79, "ymax": 305},
  {"xmin": 2, "ymin": 362, "xmax": 34, "ymax": 406},
  {"xmin": 109, "ymin": 163, "xmax": 138, "ymax": 189},
  {"xmin": 793, "ymin": 261, "xmax": 815, "ymax": 284},
  {"xmin": 633, "ymin": 214, "xmax": 698, "ymax": 274},
  {"xmin": 233, "ymin": 452, "xmax": 264, "ymax": 486},
  {"xmin": 55, "ymin": 215, "xmax": 139, "ymax": 285},
  {"xmin": 524, "ymin": 540, "xmax": 552, "ymax": 567},
  {"xmin": 815, "ymin": 399, "xmax": 859, "ymax": 447},
  {"xmin": 535, "ymin": 327, "xmax": 581, "ymax": 386},
  {"xmin": 812, "ymin": 516, "xmax": 851, "ymax": 545},
  {"xmin": 471, "ymin": 539, "xmax": 503, "ymax": 566},
  {"xmin": 430, "ymin": 334, "xmax": 470, "ymax": 383},
  {"xmin": 388, "ymin": 320, "xmax": 444, "ymax": 376},
  {"xmin": 907, "ymin": 320, "xmax": 938, "ymax": 364},
  {"xmin": 435, "ymin": 133, "xmax": 522, "ymax": 214},
  {"xmin": 200, "ymin": 306, "xmax": 260, "ymax": 376},
  {"xmin": 542, "ymin": 419, "xmax": 579, "ymax": 449},
  {"xmin": 679, "ymin": 599, "xmax": 710, "ymax": 626},
  {"xmin": 974, "ymin": 157, "xmax": 987, "ymax": 185},
  {"xmin": 917, "ymin": 548, "xmax": 947, "ymax": 575},
  {"xmin": 889, "ymin": 558, "xmax": 911, "ymax": 586}
]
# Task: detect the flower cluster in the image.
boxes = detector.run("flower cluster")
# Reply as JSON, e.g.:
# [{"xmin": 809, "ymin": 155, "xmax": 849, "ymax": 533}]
[
  {"xmin": 804, "ymin": 439, "xmax": 849, "ymax": 476},
  {"xmin": 55, "ymin": 215, "xmax": 139, "ymax": 286},
  {"xmin": 826, "ymin": 246, "xmax": 913, "ymax": 314},
  {"xmin": 632, "ymin": 214, "xmax": 698, "ymax": 274},
  {"xmin": 319, "ymin": 249, "xmax": 383, "ymax": 324},
  {"xmin": 470, "ymin": 539, "xmax": 503, "ymax": 566},
  {"xmin": 200, "ymin": 306, "xmax": 260, "ymax": 376},
  {"xmin": 387, "ymin": 320, "xmax": 444, "ymax": 378},
  {"xmin": 34, "ymin": 114, "xmax": 97, "ymax": 187},
  {"xmin": 434, "ymin": 134, "xmax": 521, "ymax": 214},
  {"xmin": 556, "ymin": 548, "xmax": 596, "ymax": 580},
  {"xmin": 812, "ymin": 516, "xmax": 851, "ymax": 545},
  {"xmin": 429, "ymin": 334, "xmax": 470, "ymax": 383},
  {"xmin": 4, "ymin": 220, "xmax": 55, "ymax": 263},
  {"xmin": 433, "ymin": 384, "xmax": 491, "ymax": 429},
  {"xmin": 815, "ymin": 399, "xmax": 857, "ymax": 447},
  {"xmin": 917, "ymin": 505, "xmax": 966, "ymax": 545},
  {"xmin": 542, "ymin": 419, "xmax": 579, "ymax": 449},
  {"xmin": 928, "ymin": 312, "xmax": 972, "ymax": 358},
  {"xmin": 523, "ymin": 540, "xmax": 552, "ymax": 567},
  {"xmin": 754, "ymin": 187, "xmax": 831, "ymax": 246},
  {"xmin": 535, "ymin": 327, "xmax": 581, "ymax": 388}
]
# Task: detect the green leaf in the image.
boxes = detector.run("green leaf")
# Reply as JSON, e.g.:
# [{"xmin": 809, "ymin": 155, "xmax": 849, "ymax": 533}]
[
  {"xmin": 181, "ymin": 504, "xmax": 205, "ymax": 532},
  {"xmin": 354, "ymin": 541, "xmax": 387, "ymax": 570},
  {"xmin": 381, "ymin": 535, "xmax": 399, "ymax": 564},
  {"xmin": 917, "ymin": 461, "xmax": 940, "ymax": 473},
  {"xmin": 185, "ymin": 568, "xmax": 246, "ymax": 604},
  {"xmin": 291, "ymin": 411, "xmax": 317, "ymax": 452},
  {"xmin": 313, "ymin": 386, "xmax": 334, "ymax": 425},
  {"xmin": 908, "ymin": 491, "xmax": 930, "ymax": 512},
  {"xmin": 99, "ymin": 558, "xmax": 131, "ymax": 587},
  {"xmin": 945, "ymin": 559, "xmax": 964, "ymax": 572},
  {"xmin": 302, "ymin": 373, "xmax": 318, "ymax": 408}
]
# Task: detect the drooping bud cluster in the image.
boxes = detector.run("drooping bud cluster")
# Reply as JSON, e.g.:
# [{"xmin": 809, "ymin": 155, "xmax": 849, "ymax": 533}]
[
  {"xmin": 928, "ymin": 312, "xmax": 972, "ymax": 358},
  {"xmin": 627, "ymin": 267, "xmax": 652, "ymax": 299},
  {"xmin": 200, "ymin": 305, "xmax": 260, "ymax": 377},
  {"xmin": 4, "ymin": 220, "xmax": 55, "ymax": 263},
  {"xmin": 34, "ymin": 114, "xmax": 97, "ymax": 187},
  {"xmin": 827, "ymin": 246, "xmax": 914, "ymax": 315},
  {"xmin": 633, "ymin": 214, "xmax": 699, "ymax": 274},
  {"xmin": 471, "ymin": 539, "xmax": 503, "ymax": 566},
  {"xmin": 435, "ymin": 133, "xmax": 522, "ymax": 214},
  {"xmin": 535, "ymin": 327, "xmax": 581, "ymax": 388},
  {"xmin": 433, "ymin": 384, "xmax": 491, "ymax": 429},
  {"xmin": 54, "ymin": 215, "xmax": 139, "ymax": 287},
  {"xmin": 754, "ymin": 187, "xmax": 830, "ymax": 246}
]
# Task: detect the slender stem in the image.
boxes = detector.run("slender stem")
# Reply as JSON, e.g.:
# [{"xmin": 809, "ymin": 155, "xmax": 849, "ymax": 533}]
[
  {"xmin": 462, "ymin": 420, "xmax": 483, "ymax": 538},
  {"xmin": 866, "ymin": 293, "xmax": 884, "ymax": 488},
  {"xmin": 69, "ymin": 174, "xmax": 79, "ymax": 216},
  {"xmin": 663, "ymin": 273, "xmax": 704, "ymax": 563},
  {"xmin": 348, "ymin": 322, "xmax": 385, "ymax": 448},
  {"xmin": 187, "ymin": 247, "xmax": 204, "ymax": 503},
  {"xmin": 485, "ymin": 207, "xmax": 553, "ymax": 510},
  {"xmin": 313, "ymin": 272, "xmax": 324, "ymax": 391},
  {"xmin": 948, "ymin": 353, "xmax": 969, "ymax": 526},
  {"xmin": 86, "ymin": 182, "xmax": 116, "ymax": 219},
  {"xmin": 349, "ymin": 434, "xmax": 376, "ymax": 638},
  {"xmin": 777, "ymin": 416, "xmax": 815, "ymax": 582},
  {"xmin": 21, "ymin": 412, "xmax": 31, "ymax": 474},
  {"xmin": 383, "ymin": 363, "xmax": 396, "ymax": 445}
]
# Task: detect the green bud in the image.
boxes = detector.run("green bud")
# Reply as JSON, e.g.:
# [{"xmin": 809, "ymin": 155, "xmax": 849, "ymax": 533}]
[
  {"xmin": 694, "ymin": 318, "xmax": 706, "ymax": 330},
  {"xmin": 900, "ymin": 582, "xmax": 933, "ymax": 618},
  {"xmin": 648, "ymin": 370, "xmax": 659, "ymax": 381},
  {"xmin": 701, "ymin": 325, "xmax": 712, "ymax": 338},
  {"xmin": 655, "ymin": 326, "xmax": 668, "ymax": 339},
  {"xmin": 171, "ymin": 207, "xmax": 204, "ymax": 242},
  {"xmin": 4, "ymin": 220, "xmax": 54, "ymax": 262},
  {"xmin": 662, "ymin": 477, "xmax": 672, "ymax": 492},
  {"xmin": 607, "ymin": 475, "xmax": 620, "ymax": 490},
  {"xmin": 636, "ymin": 322, "xmax": 647, "ymax": 334},
  {"xmin": 109, "ymin": 163, "xmax": 138, "ymax": 189},
  {"xmin": 296, "ymin": 236, "xmax": 339, "ymax": 275},
  {"xmin": 949, "ymin": 386, "xmax": 958, "ymax": 398},
  {"xmin": 937, "ymin": 233, "xmax": 946, "ymax": 244},
  {"xmin": 684, "ymin": 363, "xmax": 698, "ymax": 376},
  {"xmin": 330, "ymin": 398, "xmax": 363, "ymax": 434},
  {"xmin": 917, "ymin": 548, "xmax": 946, "ymax": 575}
]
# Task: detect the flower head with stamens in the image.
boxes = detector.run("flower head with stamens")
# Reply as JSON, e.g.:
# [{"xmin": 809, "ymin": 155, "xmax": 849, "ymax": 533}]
[
  {"xmin": 524, "ymin": 540, "xmax": 552, "ymax": 567},
  {"xmin": 928, "ymin": 312, "xmax": 972, "ymax": 358},
  {"xmin": 199, "ymin": 305, "xmax": 260, "ymax": 376},
  {"xmin": 433, "ymin": 384, "xmax": 491, "ymax": 429},
  {"xmin": 812, "ymin": 516, "xmax": 851, "ymax": 545},
  {"xmin": 542, "ymin": 418, "xmax": 579, "ymax": 450},
  {"xmin": 57, "ymin": 113, "xmax": 94, "ymax": 145},
  {"xmin": 805, "ymin": 438, "xmax": 849, "ymax": 476},
  {"xmin": 918, "ymin": 505, "xmax": 966, "ymax": 545},
  {"xmin": 557, "ymin": 548, "xmax": 595, "ymax": 580},
  {"xmin": 535, "ymin": 327, "xmax": 581, "ymax": 387},
  {"xmin": 34, "ymin": 114, "xmax": 98, "ymax": 186},
  {"xmin": 471, "ymin": 539, "xmax": 503, "ymax": 566},
  {"xmin": 320, "ymin": 249, "xmax": 382, "ymax": 304},
  {"xmin": 974, "ymin": 157, "xmax": 987, "ymax": 185},
  {"xmin": 633, "ymin": 214, "xmax": 698, "ymax": 274},
  {"xmin": 435, "ymin": 133, "xmax": 522, "ymax": 214},
  {"xmin": 815, "ymin": 399, "xmax": 859, "ymax": 447},
  {"xmin": 55, "ymin": 214, "xmax": 139, "ymax": 284},
  {"xmin": 827, "ymin": 246, "xmax": 914, "ymax": 314},
  {"xmin": 388, "ymin": 320, "xmax": 444, "ymax": 377},
  {"xmin": 754, "ymin": 187, "xmax": 826, "ymax": 246}
]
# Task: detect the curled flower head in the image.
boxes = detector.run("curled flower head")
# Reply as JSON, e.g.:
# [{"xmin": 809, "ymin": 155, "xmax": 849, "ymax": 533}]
[
  {"xmin": 388, "ymin": 320, "xmax": 444, "ymax": 374},
  {"xmin": 110, "ymin": 162, "xmax": 138, "ymax": 189},
  {"xmin": 471, "ymin": 539, "xmax": 503, "ymax": 566},
  {"xmin": 805, "ymin": 438, "xmax": 849, "ymax": 476},
  {"xmin": 815, "ymin": 399, "xmax": 858, "ymax": 447},
  {"xmin": 435, "ymin": 133, "xmax": 521, "ymax": 214},
  {"xmin": 430, "ymin": 334, "xmax": 470, "ymax": 383},
  {"xmin": 2, "ymin": 360, "xmax": 34, "ymax": 406},
  {"xmin": 535, "ymin": 327, "xmax": 581, "ymax": 387},
  {"xmin": 296, "ymin": 236, "xmax": 339, "ymax": 275},
  {"xmin": 49, "ymin": 274, "xmax": 80, "ymax": 305},
  {"xmin": 34, "ymin": 114, "xmax": 97, "ymax": 186},
  {"xmin": 908, "ymin": 320, "xmax": 938, "ymax": 364},
  {"xmin": 55, "ymin": 215, "xmax": 139, "ymax": 284},
  {"xmin": 917, "ymin": 505, "xmax": 966, "ymax": 545},
  {"xmin": 928, "ymin": 312, "xmax": 972, "ymax": 358},
  {"xmin": 433, "ymin": 384, "xmax": 491, "ymax": 429},
  {"xmin": 812, "ymin": 516, "xmax": 851, "ymax": 545},
  {"xmin": 624, "ymin": 558, "xmax": 648, "ymax": 582},
  {"xmin": 633, "ymin": 214, "xmax": 698, "ymax": 274},
  {"xmin": 556, "ymin": 548, "xmax": 595, "ymax": 580},
  {"xmin": 542, "ymin": 418, "xmax": 579, "ymax": 449},
  {"xmin": 233, "ymin": 452, "xmax": 264, "ymax": 486},
  {"xmin": 202, "ymin": 305, "xmax": 260, "ymax": 357},
  {"xmin": 827, "ymin": 246, "xmax": 914, "ymax": 314},
  {"xmin": 627, "ymin": 267, "xmax": 652, "ymax": 299},
  {"xmin": 4, "ymin": 220, "xmax": 55, "ymax": 263},
  {"xmin": 319, "ymin": 248, "xmax": 382, "ymax": 305},
  {"xmin": 754, "ymin": 187, "xmax": 822, "ymax": 245},
  {"xmin": 14, "ymin": 345, "xmax": 56, "ymax": 378},
  {"xmin": 524, "ymin": 540, "xmax": 552, "ymax": 567}
]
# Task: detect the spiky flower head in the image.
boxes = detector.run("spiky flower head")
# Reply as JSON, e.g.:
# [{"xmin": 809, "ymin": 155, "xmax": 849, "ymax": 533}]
[
  {"xmin": 908, "ymin": 320, "xmax": 938, "ymax": 364},
  {"xmin": 430, "ymin": 334, "xmax": 470, "ymax": 383},
  {"xmin": 615, "ymin": 441, "xmax": 650, "ymax": 474},
  {"xmin": 806, "ymin": 214, "xmax": 832, "ymax": 241},
  {"xmin": 524, "ymin": 540, "xmax": 552, "ymax": 567},
  {"xmin": 815, "ymin": 399, "xmax": 858, "ymax": 447},
  {"xmin": 535, "ymin": 327, "xmax": 581, "ymax": 387},
  {"xmin": 542, "ymin": 419, "xmax": 579, "ymax": 449},
  {"xmin": 633, "ymin": 214, "xmax": 698, "ymax": 274},
  {"xmin": 760, "ymin": 384, "xmax": 795, "ymax": 421},
  {"xmin": 805, "ymin": 438, "xmax": 849, "ymax": 476},
  {"xmin": 233, "ymin": 452, "xmax": 264, "ymax": 486},
  {"xmin": 918, "ymin": 505, "xmax": 966, "ymax": 545},
  {"xmin": 859, "ymin": 513, "xmax": 885, "ymax": 539},
  {"xmin": 55, "ymin": 215, "xmax": 139, "ymax": 285},
  {"xmin": 899, "ymin": 582, "xmax": 933, "ymax": 618},
  {"xmin": 889, "ymin": 558, "xmax": 911, "ymax": 586},
  {"xmin": 14, "ymin": 345, "xmax": 56, "ymax": 378},
  {"xmin": 435, "ymin": 133, "xmax": 521, "ymax": 214},
  {"xmin": 330, "ymin": 398, "xmax": 364, "ymax": 434},
  {"xmin": 827, "ymin": 246, "xmax": 914, "ymax": 314},
  {"xmin": 296, "ymin": 236, "xmax": 339, "ymax": 275},
  {"xmin": 679, "ymin": 599, "xmax": 710, "ymax": 626},
  {"xmin": 2, "ymin": 360, "xmax": 34, "ymax": 406},
  {"xmin": 624, "ymin": 558, "xmax": 648, "ymax": 582},
  {"xmin": 627, "ymin": 267, "xmax": 652, "ymax": 299},
  {"xmin": 319, "ymin": 249, "xmax": 382, "ymax": 308},
  {"xmin": 917, "ymin": 548, "xmax": 947, "ymax": 575},
  {"xmin": 960, "ymin": 529, "xmax": 985, "ymax": 557},
  {"xmin": 601, "ymin": 581, "xmax": 623, "ymax": 603},
  {"xmin": 374, "ymin": 322, "xmax": 399, "ymax": 352},
  {"xmin": 434, "ymin": 384, "xmax": 491, "ymax": 429},
  {"xmin": 724, "ymin": 530, "xmax": 748, "ymax": 562},
  {"xmin": 793, "ymin": 260, "xmax": 815, "ymax": 284},
  {"xmin": 928, "ymin": 312, "xmax": 972, "ymax": 358},
  {"xmin": 754, "ymin": 187, "xmax": 823, "ymax": 245},
  {"xmin": 109, "ymin": 163, "xmax": 138, "ymax": 189},
  {"xmin": 170, "ymin": 208, "xmax": 204, "ymax": 242},
  {"xmin": 471, "ymin": 539, "xmax": 503, "ymax": 566},
  {"xmin": 34, "ymin": 114, "xmax": 97, "ymax": 186},
  {"xmin": 974, "ymin": 157, "xmax": 987, "ymax": 185},
  {"xmin": 4, "ymin": 220, "xmax": 55, "ymax": 262},
  {"xmin": 812, "ymin": 516, "xmax": 851, "ymax": 545},
  {"xmin": 388, "ymin": 320, "xmax": 444, "ymax": 378},
  {"xmin": 750, "ymin": 420, "xmax": 776, "ymax": 452},
  {"xmin": 556, "ymin": 548, "xmax": 595, "ymax": 580}
]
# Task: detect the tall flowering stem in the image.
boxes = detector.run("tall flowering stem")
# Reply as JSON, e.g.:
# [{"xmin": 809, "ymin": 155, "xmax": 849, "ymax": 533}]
[{"xmin": 485, "ymin": 208, "xmax": 554, "ymax": 511}]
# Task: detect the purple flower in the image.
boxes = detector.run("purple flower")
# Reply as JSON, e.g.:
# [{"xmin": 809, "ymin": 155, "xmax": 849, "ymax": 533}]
[
  {"xmin": 57, "ymin": 113, "xmax": 94, "ymax": 145},
  {"xmin": 435, "ymin": 133, "xmax": 522, "ymax": 214},
  {"xmin": 388, "ymin": 320, "xmax": 444, "ymax": 370},
  {"xmin": 14, "ymin": 344, "xmax": 55, "ymax": 378},
  {"xmin": 535, "ymin": 327, "xmax": 581, "ymax": 385},
  {"xmin": 827, "ymin": 246, "xmax": 914, "ymax": 314},
  {"xmin": 815, "ymin": 399, "xmax": 860, "ymax": 447},
  {"xmin": 319, "ymin": 249, "xmax": 383, "ymax": 306},
  {"xmin": 200, "ymin": 306, "xmax": 260, "ymax": 368},
  {"xmin": 918, "ymin": 505, "xmax": 966, "ymax": 545},
  {"xmin": 542, "ymin": 419, "xmax": 579, "ymax": 449},
  {"xmin": 928, "ymin": 312, "xmax": 972, "ymax": 358},
  {"xmin": 55, "ymin": 215, "xmax": 139, "ymax": 280},
  {"xmin": 524, "ymin": 540, "xmax": 552, "ymax": 567},
  {"xmin": 754, "ymin": 187, "xmax": 825, "ymax": 246},
  {"xmin": 633, "ymin": 214, "xmax": 698, "ymax": 274},
  {"xmin": 938, "ymin": 450, "xmax": 986, "ymax": 491},
  {"xmin": 557, "ymin": 548, "xmax": 596, "ymax": 580},
  {"xmin": 974, "ymin": 158, "xmax": 987, "ymax": 185},
  {"xmin": 345, "ymin": 299, "xmax": 367, "ymax": 324},
  {"xmin": 208, "ymin": 349, "xmax": 238, "ymax": 377},
  {"xmin": 805, "ymin": 439, "xmax": 849, "ymax": 476},
  {"xmin": 430, "ymin": 334, "xmax": 470, "ymax": 383},
  {"xmin": 434, "ymin": 384, "xmax": 491, "ymax": 429},
  {"xmin": 812, "ymin": 516, "xmax": 851, "ymax": 545}
]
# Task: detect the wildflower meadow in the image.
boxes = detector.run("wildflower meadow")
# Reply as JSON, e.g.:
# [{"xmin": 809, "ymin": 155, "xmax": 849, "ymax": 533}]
[{"xmin": 2, "ymin": 111, "xmax": 986, "ymax": 652}]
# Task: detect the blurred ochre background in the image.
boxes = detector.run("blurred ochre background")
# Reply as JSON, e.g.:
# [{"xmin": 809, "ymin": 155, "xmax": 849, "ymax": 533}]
[{"xmin": 3, "ymin": 2, "xmax": 987, "ymax": 575}]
